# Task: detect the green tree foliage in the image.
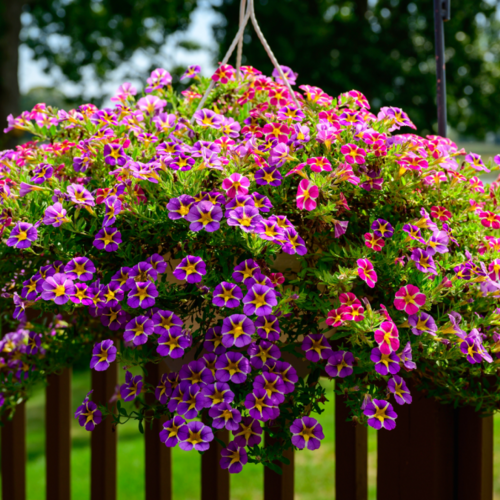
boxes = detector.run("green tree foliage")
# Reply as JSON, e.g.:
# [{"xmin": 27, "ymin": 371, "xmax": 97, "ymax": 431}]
[{"xmin": 214, "ymin": 0, "xmax": 500, "ymax": 139}]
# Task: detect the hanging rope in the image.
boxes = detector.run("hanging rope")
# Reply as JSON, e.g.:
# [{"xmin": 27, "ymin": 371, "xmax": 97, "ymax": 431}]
[{"xmin": 190, "ymin": 0, "xmax": 299, "ymax": 124}]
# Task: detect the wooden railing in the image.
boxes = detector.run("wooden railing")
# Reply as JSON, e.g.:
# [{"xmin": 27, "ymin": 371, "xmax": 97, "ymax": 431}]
[{"xmin": 1, "ymin": 368, "xmax": 495, "ymax": 500}]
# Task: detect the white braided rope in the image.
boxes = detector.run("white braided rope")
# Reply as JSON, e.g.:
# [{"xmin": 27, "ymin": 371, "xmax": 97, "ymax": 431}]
[{"xmin": 190, "ymin": 0, "xmax": 300, "ymax": 124}]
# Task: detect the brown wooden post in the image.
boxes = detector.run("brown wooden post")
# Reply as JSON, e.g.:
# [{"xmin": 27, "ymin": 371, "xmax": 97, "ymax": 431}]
[
  {"xmin": 263, "ymin": 432, "xmax": 294, "ymax": 500},
  {"xmin": 1, "ymin": 402, "xmax": 26, "ymax": 500},
  {"xmin": 377, "ymin": 386, "xmax": 455, "ymax": 500},
  {"xmin": 91, "ymin": 364, "xmax": 118, "ymax": 500},
  {"xmin": 201, "ymin": 428, "xmax": 230, "ymax": 500},
  {"xmin": 144, "ymin": 362, "xmax": 172, "ymax": 500},
  {"xmin": 455, "ymin": 408, "xmax": 493, "ymax": 500},
  {"xmin": 335, "ymin": 393, "xmax": 367, "ymax": 500},
  {"xmin": 46, "ymin": 368, "xmax": 72, "ymax": 500}
]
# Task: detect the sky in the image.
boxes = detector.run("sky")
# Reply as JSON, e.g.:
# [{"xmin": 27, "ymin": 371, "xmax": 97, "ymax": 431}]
[{"xmin": 18, "ymin": 2, "xmax": 221, "ymax": 104}]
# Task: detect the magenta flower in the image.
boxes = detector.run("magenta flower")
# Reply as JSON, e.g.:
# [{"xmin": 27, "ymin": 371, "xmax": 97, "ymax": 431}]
[
  {"xmin": 371, "ymin": 347, "xmax": 400, "ymax": 376},
  {"xmin": 157, "ymin": 331, "xmax": 190, "ymax": 358},
  {"xmin": 160, "ymin": 416, "xmax": 186, "ymax": 447},
  {"xmin": 242, "ymin": 285, "xmax": 277, "ymax": 316},
  {"xmin": 388, "ymin": 375, "xmax": 412, "ymax": 405},
  {"xmin": 221, "ymin": 314, "xmax": 255, "ymax": 348},
  {"xmin": 301, "ymin": 334, "xmax": 332, "ymax": 363},
  {"xmin": 393, "ymin": 285, "xmax": 426, "ymax": 314},
  {"xmin": 152, "ymin": 310, "xmax": 183, "ymax": 335},
  {"xmin": 93, "ymin": 227, "xmax": 122, "ymax": 252},
  {"xmin": 364, "ymin": 399, "xmax": 397, "ymax": 430},
  {"xmin": 146, "ymin": 68, "xmax": 172, "ymax": 92},
  {"xmin": 64, "ymin": 257, "xmax": 96, "ymax": 281},
  {"xmin": 326, "ymin": 308, "xmax": 344, "ymax": 327},
  {"xmin": 123, "ymin": 315, "xmax": 154, "ymax": 345},
  {"xmin": 178, "ymin": 420, "xmax": 214, "ymax": 452},
  {"xmin": 340, "ymin": 304, "xmax": 364, "ymax": 322},
  {"xmin": 325, "ymin": 351, "xmax": 354, "ymax": 378},
  {"xmin": 277, "ymin": 105, "xmax": 304, "ymax": 122},
  {"xmin": 167, "ymin": 195, "xmax": 195, "ymax": 220},
  {"xmin": 75, "ymin": 392, "xmax": 102, "ymax": 431},
  {"xmin": 43, "ymin": 203, "xmax": 68, "ymax": 227},
  {"xmin": 212, "ymin": 282, "xmax": 243, "ymax": 308},
  {"xmin": 41, "ymin": 273, "xmax": 75, "ymax": 305},
  {"xmin": 431, "ymin": 206, "xmax": 451, "ymax": 221},
  {"xmin": 357, "ymin": 259, "xmax": 377, "ymax": 288},
  {"xmin": 6, "ymin": 222, "xmax": 38, "ymax": 249},
  {"xmin": 341, "ymin": 143, "xmax": 366, "ymax": 164},
  {"xmin": 222, "ymin": 173, "xmax": 250, "ymax": 198},
  {"xmin": 255, "ymin": 315, "xmax": 280, "ymax": 341},
  {"xmin": 296, "ymin": 179, "xmax": 319, "ymax": 211},
  {"xmin": 193, "ymin": 109, "xmax": 224, "ymax": 129},
  {"xmin": 212, "ymin": 64, "xmax": 235, "ymax": 84},
  {"xmin": 232, "ymin": 417, "xmax": 262, "ymax": 447},
  {"xmin": 173, "ymin": 256, "xmax": 206, "ymax": 283},
  {"xmin": 220, "ymin": 441, "xmax": 248, "ymax": 474},
  {"xmin": 306, "ymin": 157, "xmax": 332, "ymax": 172},
  {"xmin": 120, "ymin": 371, "xmax": 143, "ymax": 402},
  {"xmin": 215, "ymin": 352, "xmax": 251, "ymax": 384},
  {"xmin": 90, "ymin": 340, "xmax": 117, "ymax": 371},
  {"xmin": 290, "ymin": 416, "xmax": 324, "ymax": 450},
  {"xmin": 127, "ymin": 281, "xmax": 158, "ymax": 309},
  {"xmin": 180, "ymin": 65, "xmax": 201, "ymax": 80},
  {"xmin": 186, "ymin": 201, "xmax": 222, "ymax": 232},
  {"xmin": 374, "ymin": 322, "xmax": 399, "ymax": 354},
  {"xmin": 137, "ymin": 95, "xmax": 166, "ymax": 115},
  {"xmin": 364, "ymin": 233, "xmax": 385, "ymax": 252}
]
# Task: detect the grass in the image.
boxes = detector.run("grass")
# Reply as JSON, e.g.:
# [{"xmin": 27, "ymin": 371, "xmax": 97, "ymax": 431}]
[{"xmin": 7, "ymin": 369, "xmax": 500, "ymax": 498}]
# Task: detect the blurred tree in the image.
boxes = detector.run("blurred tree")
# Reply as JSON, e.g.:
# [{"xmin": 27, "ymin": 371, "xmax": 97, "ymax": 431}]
[
  {"xmin": 0, "ymin": 0, "xmax": 198, "ymax": 147},
  {"xmin": 214, "ymin": 0, "xmax": 500, "ymax": 139}
]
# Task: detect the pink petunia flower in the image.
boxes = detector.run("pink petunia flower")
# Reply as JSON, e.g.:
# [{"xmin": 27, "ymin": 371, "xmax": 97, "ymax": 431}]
[
  {"xmin": 341, "ymin": 143, "xmax": 366, "ymax": 165},
  {"xmin": 222, "ymin": 173, "xmax": 250, "ymax": 198},
  {"xmin": 364, "ymin": 233, "xmax": 385, "ymax": 252},
  {"xmin": 296, "ymin": 179, "xmax": 319, "ymax": 211},
  {"xmin": 393, "ymin": 285, "xmax": 426, "ymax": 315},
  {"xmin": 357, "ymin": 259, "xmax": 377, "ymax": 288},
  {"xmin": 374, "ymin": 321, "xmax": 400, "ymax": 355}
]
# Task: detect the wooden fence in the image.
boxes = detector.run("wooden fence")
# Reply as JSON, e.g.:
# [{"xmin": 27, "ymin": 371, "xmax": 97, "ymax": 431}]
[{"xmin": 0, "ymin": 365, "xmax": 495, "ymax": 500}]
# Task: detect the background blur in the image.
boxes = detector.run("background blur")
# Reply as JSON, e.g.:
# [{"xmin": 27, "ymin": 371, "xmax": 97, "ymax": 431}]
[{"xmin": 2, "ymin": 0, "xmax": 500, "ymax": 143}]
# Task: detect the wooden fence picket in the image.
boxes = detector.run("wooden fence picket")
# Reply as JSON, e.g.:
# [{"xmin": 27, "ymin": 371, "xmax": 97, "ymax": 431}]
[
  {"xmin": 46, "ymin": 369, "xmax": 71, "ymax": 500},
  {"xmin": 144, "ymin": 362, "xmax": 172, "ymax": 500},
  {"xmin": 201, "ymin": 428, "xmax": 230, "ymax": 500},
  {"xmin": 91, "ymin": 364, "xmax": 118, "ymax": 500},
  {"xmin": 1, "ymin": 402, "xmax": 26, "ymax": 500},
  {"xmin": 263, "ymin": 432, "xmax": 294, "ymax": 500}
]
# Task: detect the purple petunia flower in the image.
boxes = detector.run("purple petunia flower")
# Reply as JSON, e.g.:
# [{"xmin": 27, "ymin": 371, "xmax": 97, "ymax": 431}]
[
  {"xmin": 244, "ymin": 389, "xmax": 276, "ymax": 422},
  {"xmin": 90, "ymin": 339, "xmax": 117, "ymax": 371},
  {"xmin": 201, "ymin": 382, "xmax": 234, "ymax": 408},
  {"xmin": 408, "ymin": 312, "xmax": 437, "ymax": 336},
  {"xmin": 103, "ymin": 144, "xmax": 127, "ymax": 167},
  {"xmin": 364, "ymin": 398, "xmax": 398, "ymax": 430},
  {"xmin": 242, "ymin": 285, "xmax": 277, "ymax": 316},
  {"xmin": 247, "ymin": 340, "xmax": 281, "ymax": 370},
  {"xmin": 204, "ymin": 326, "xmax": 226, "ymax": 355},
  {"xmin": 102, "ymin": 282, "xmax": 124, "ymax": 307},
  {"xmin": 400, "ymin": 341, "xmax": 417, "ymax": 370},
  {"xmin": 93, "ymin": 227, "xmax": 122, "ymax": 252},
  {"xmin": 127, "ymin": 281, "xmax": 158, "ymax": 309},
  {"xmin": 64, "ymin": 257, "xmax": 96, "ymax": 281},
  {"xmin": 325, "ymin": 350, "xmax": 354, "ymax": 378},
  {"xmin": 21, "ymin": 275, "xmax": 42, "ymax": 300},
  {"xmin": 32, "ymin": 163, "xmax": 53, "ymax": 184},
  {"xmin": 371, "ymin": 219, "xmax": 394, "ymax": 238},
  {"xmin": 232, "ymin": 259, "xmax": 260, "ymax": 284},
  {"xmin": 209, "ymin": 403, "xmax": 242, "ymax": 431},
  {"xmin": 387, "ymin": 375, "xmax": 412, "ymax": 405},
  {"xmin": 411, "ymin": 248, "xmax": 436, "ymax": 274},
  {"xmin": 220, "ymin": 441, "xmax": 248, "ymax": 474},
  {"xmin": 152, "ymin": 310, "xmax": 183, "ymax": 335},
  {"xmin": 370, "ymin": 347, "xmax": 401, "ymax": 375},
  {"xmin": 123, "ymin": 315, "xmax": 154, "ymax": 345},
  {"xmin": 103, "ymin": 196, "xmax": 122, "ymax": 227},
  {"xmin": 67, "ymin": 184, "xmax": 95, "ymax": 207},
  {"xmin": 255, "ymin": 315, "xmax": 281, "ymax": 341},
  {"xmin": 180, "ymin": 65, "xmax": 201, "ymax": 80},
  {"xmin": 255, "ymin": 167, "xmax": 283, "ymax": 187},
  {"xmin": 221, "ymin": 314, "xmax": 255, "ymax": 348},
  {"xmin": 41, "ymin": 273, "xmax": 75, "ymax": 305},
  {"xmin": 186, "ymin": 201, "xmax": 222, "ymax": 232},
  {"xmin": 301, "ymin": 334, "xmax": 332, "ymax": 363},
  {"xmin": 290, "ymin": 416, "xmax": 324, "ymax": 450},
  {"xmin": 177, "ymin": 385, "xmax": 205, "ymax": 419},
  {"xmin": 6, "ymin": 222, "xmax": 38, "ymax": 249},
  {"xmin": 147, "ymin": 254, "xmax": 167, "ymax": 274},
  {"xmin": 127, "ymin": 261, "xmax": 157, "ymax": 286},
  {"xmin": 43, "ymin": 202, "xmax": 68, "ymax": 227},
  {"xmin": 426, "ymin": 230, "xmax": 449, "ymax": 256},
  {"xmin": 157, "ymin": 331, "xmax": 190, "ymax": 358},
  {"xmin": 179, "ymin": 360, "xmax": 214, "ymax": 388},
  {"xmin": 227, "ymin": 206, "xmax": 263, "ymax": 233},
  {"xmin": 26, "ymin": 332, "xmax": 42, "ymax": 355},
  {"xmin": 159, "ymin": 416, "xmax": 186, "ymax": 447},
  {"xmin": 75, "ymin": 391, "xmax": 102, "ymax": 431},
  {"xmin": 253, "ymin": 371, "xmax": 286, "ymax": 404},
  {"xmin": 232, "ymin": 417, "xmax": 263, "ymax": 448},
  {"xmin": 212, "ymin": 282, "xmax": 243, "ymax": 308},
  {"xmin": 173, "ymin": 256, "xmax": 206, "ymax": 284},
  {"xmin": 178, "ymin": 420, "xmax": 214, "ymax": 452},
  {"xmin": 167, "ymin": 195, "xmax": 196, "ymax": 220},
  {"xmin": 120, "ymin": 371, "xmax": 143, "ymax": 402},
  {"xmin": 193, "ymin": 109, "xmax": 224, "ymax": 129},
  {"xmin": 155, "ymin": 373, "xmax": 173, "ymax": 405},
  {"xmin": 215, "ymin": 351, "xmax": 251, "ymax": 384}
]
